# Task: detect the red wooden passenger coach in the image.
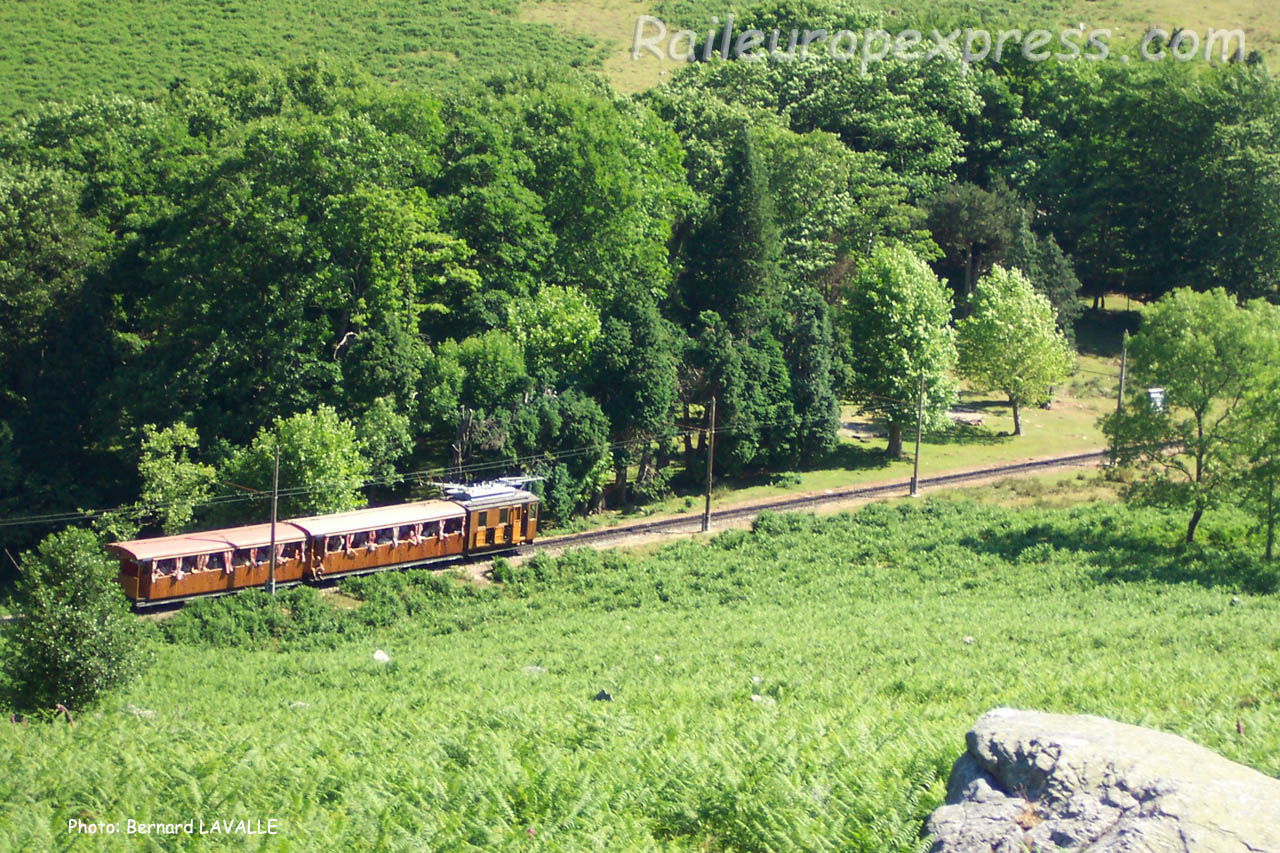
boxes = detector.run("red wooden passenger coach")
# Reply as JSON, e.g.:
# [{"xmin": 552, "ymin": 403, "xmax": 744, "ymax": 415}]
[{"xmin": 108, "ymin": 482, "xmax": 540, "ymax": 607}]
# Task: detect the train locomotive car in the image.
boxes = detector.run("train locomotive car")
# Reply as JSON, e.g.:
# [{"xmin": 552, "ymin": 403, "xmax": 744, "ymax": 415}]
[{"xmin": 107, "ymin": 482, "xmax": 540, "ymax": 607}]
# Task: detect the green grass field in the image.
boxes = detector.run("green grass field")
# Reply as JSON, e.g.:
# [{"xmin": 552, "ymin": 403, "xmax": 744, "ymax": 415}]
[
  {"xmin": 0, "ymin": 0, "xmax": 605, "ymax": 117},
  {"xmin": 534, "ymin": 0, "xmax": 1279, "ymax": 92},
  {"xmin": 0, "ymin": 0, "xmax": 1275, "ymax": 114},
  {"xmin": 3, "ymin": 498, "xmax": 1277, "ymax": 850}
]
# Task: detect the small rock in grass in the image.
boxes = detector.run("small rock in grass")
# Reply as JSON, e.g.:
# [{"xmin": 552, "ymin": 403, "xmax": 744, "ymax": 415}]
[
  {"xmin": 124, "ymin": 703, "xmax": 155, "ymax": 719},
  {"xmin": 653, "ymin": 655, "xmax": 662, "ymax": 663},
  {"xmin": 750, "ymin": 694, "xmax": 775, "ymax": 706},
  {"xmin": 522, "ymin": 665, "xmax": 547, "ymax": 675},
  {"xmin": 372, "ymin": 649, "xmax": 390, "ymax": 663},
  {"xmin": 751, "ymin": 675, "xmax": 763, "ymax": 684},
  {"xmin": 962, "ymin": 636, "xmax": 975, "ymax": 645},
  {"xmin": 1230, "ymin": 596, "xmax": 1242, "ymax": 607},
  {"xmin": 288, "ymin": 701, "xmax": 310, "ymax": 709},
  {"xmin": 592, "ymin": 690, "xmax": 612, "ymax": 702}
]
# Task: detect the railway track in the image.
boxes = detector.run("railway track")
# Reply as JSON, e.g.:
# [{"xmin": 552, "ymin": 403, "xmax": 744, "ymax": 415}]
[
  {"xmin": 3, "ymin": 449, "xmax": 1107, "ymax": 618},
  {"xmin": 521, "ymin": 449, "xmax": 1109, "ymax": 553}
]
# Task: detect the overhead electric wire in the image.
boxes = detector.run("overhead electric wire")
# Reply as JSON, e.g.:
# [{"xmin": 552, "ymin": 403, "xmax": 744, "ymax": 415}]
[
  {"xmin": 0, "ymin": 387, "xmax": 961, "ymax": 533},
  {"xmin": 0, "ymin": 427, "xmax": 704, "ymax": 531}
]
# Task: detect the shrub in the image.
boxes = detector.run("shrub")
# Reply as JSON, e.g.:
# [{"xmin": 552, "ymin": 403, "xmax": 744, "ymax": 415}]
[
  {"xmin": 161, "ymin": 588, "xmax": 291, "ymax": 647},
  {"xmin": 162, "ymin": 586, "xmax": 365, "ymax": 648},
  {"xmin": 2, "ymin": 528, "xmax": 150, "ymax": 712},
  {"xmin": 631, "ymin": 465, "xmax": 674, "ymax": 504}
]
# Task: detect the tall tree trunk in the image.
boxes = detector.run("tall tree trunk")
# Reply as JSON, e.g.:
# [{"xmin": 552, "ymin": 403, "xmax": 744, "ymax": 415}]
[
  {"xmin": 450, "ymin": 406, "xmax": 472, "ymax": 477},
  {"xmin": 1011, "ymin": 398, "xmax": 1021, "ymax": 435},
  {"xmin": 612, "ymin": 460, "xmax": 629, "ymax": 510},
  {"xmin": 1186, "ymin": 507, "xmax": 1204, "ymax": 544},
  {"xmin": 637, "ymin": 448, "xmax": 654, "ymax": 483},
  {"xmin": 963, "ymin": 247, "xmax": 976, "ymax": 298},
  {"xmin": 887, "ymin": 422, "xmax": 903, "ymax": 458}
]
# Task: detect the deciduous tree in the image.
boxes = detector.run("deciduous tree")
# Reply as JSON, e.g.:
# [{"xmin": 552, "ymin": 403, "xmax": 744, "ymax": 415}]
[
  {"xmin": 956, "ymin": 266, "xmax": 1074, "ymax": 436},
  {"xmin": 219, "ymin": 406, "xmax": 371, "ymax": 521},
  {"xmin": 1102, "ymin": 288, "xmax": 1278, "ymax": 543},
  {"xmin": 135, "ymin": 422, "xmax": 218, "ymax": 534},
  {"xmin": 3, "ymin": 528, "xmax": 149, "ymax": 712},
  {"xmin": 840, "ymin": 246, "xmax": 957, "ymax": 458}
]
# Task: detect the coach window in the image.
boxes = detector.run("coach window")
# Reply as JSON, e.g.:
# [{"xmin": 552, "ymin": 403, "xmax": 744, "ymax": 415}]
[
  {"xmin": 253, "ymin": 546, "xmax": 271, "ymax": 563},
  {"xmin": 326, "ymin": 535, "xmax": 344, "ymax": 553},
  {"xmin": 398, "ymin": 525, "xmax": 416, "ymax": 541},
  {"xmin": 476, "ymin": 510, "xmax": 488, "ymax": 527},
  {"xmin": 499, "ymin": 508, "xmax": 509, "ymax": 525},
  {"xmin": 207, "ymin": 553, "xmax": 225, "ymax": 571},
  {"xmin": 181, "ymin": 555, "xmax": 199, "ymax": 573},
  {"xmin": 445, "ymin": 517, "xmax": 462, "ymax": 535},
  {"xmin": 423, "ymin": 521, "xmax": 440, "ymax": 538},
  {"xmin": 282, "ymin": 543, "xmax": 301, "ymax": 560},
  {"xmin": 376, "ymin": 528, "xmax": 394, "ymax": 545},
  {"xmin": 351, "ymin": 531, "xmax": 369, "ymax": 548},
  {"xmin": 156, "ymin": 558, "xmax": 176, "ymax": 575},
  {"xmin": 232, "ymin": 548, "xmax": 251, "ymax": 566}
]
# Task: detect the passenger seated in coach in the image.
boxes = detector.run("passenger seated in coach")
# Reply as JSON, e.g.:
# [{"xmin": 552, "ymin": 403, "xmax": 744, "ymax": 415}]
[
  {"xmin": 444, "ymin": 517, "xmax": 463, "ymax": 535},
  {"xmin": 397, "ymin": 524, "xmax": 417, "ymax": 545},
  {"xmin": 376, "ymin": 528, "xmax": 394, "ymax": 546},
  {"xmin": 423, "ymin": 521, "xmax": 440, "ymax": 541}
]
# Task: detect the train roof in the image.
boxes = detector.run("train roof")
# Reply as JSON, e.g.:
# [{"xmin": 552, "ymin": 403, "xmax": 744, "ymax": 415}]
[
  {"xmin": 107, "ymin": 522, "xmax": 308, "ymax": 562},
  {"xmin": 440, "ymin": 482, "xmax": 540, "ymax": 510},
  {"xmin": 285, "ymin": 500, "xmax": 463, "ymax": 537}
]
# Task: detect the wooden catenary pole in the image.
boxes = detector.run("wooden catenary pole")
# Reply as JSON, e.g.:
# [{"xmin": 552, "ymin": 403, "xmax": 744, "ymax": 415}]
[
  {"xmin": 702, "ymin": 396, "xmax": 716, "ymax": 533},
  {"xmin": 268, "ymin": 445, "xmax": 280, "ymax": 595},
  {"xmin": 910, "ymin": 372, "xmax": 925, "ymax": 497},
  {"xmin": 1111, "ymin": 334, "xmax": 1128, "ymax": 466}
]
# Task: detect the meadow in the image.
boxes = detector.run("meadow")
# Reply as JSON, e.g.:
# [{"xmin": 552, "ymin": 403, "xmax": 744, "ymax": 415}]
[
  {"xmin": 1, "ymin": 0, "xmax": 1276, "ymax": 115},
  {"xmin": 3, "ymin": 497, "xmax": 1277, "ymax": 850},
  {"xmin": 0, "ymin": 0, "xmax": 604, "ymax": 117}
]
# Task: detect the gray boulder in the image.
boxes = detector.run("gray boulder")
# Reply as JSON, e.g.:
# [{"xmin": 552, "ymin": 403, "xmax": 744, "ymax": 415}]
[{"xmin": 926, "ymin": 707, "xmax": 1280, "ymax": 852}]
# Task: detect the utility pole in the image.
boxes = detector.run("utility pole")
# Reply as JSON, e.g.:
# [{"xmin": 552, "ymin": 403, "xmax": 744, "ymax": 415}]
[
  {"xmin": 1111, "ymin": 334, "xmax": 1128, "ymax": 466},
  {"xmin": 702, "ymin": 396, "xmax": 716, "ymax": 533},
  {"xmin": 268, "ymin": 445, "xmax": 279, "ymax": 596},
  {"xmin": 910, "ymin": 372, "xmax": 925, "ymax": 497}
]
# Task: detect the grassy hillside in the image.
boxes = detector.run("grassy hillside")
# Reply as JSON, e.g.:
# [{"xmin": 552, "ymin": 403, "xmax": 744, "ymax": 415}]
[
  {"xmin": 530, "ymin": 0, "xmax": 1280, "ymax": 91},
  {"xmin": 0, "ymin": 0, "xmax": 605, "ymax": 117},
  {"xmin": 1, "ymin": 0, "xmax": 1274, "ymax": 114},
  {"xmin": 3, "ymin": 499, "xmax": 1277, "ymax": 849}
]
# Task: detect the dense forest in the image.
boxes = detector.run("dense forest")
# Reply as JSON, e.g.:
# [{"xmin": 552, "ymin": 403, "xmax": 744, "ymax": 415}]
[{"xmin": 2, "ymin": 0, "xmax": 1280, "ymax": 556}]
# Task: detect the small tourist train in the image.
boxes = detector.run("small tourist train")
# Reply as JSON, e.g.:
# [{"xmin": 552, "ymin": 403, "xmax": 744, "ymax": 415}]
[{"xmin": 106, "ymin": 480, "xmax": 540, "ymax": 607}]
